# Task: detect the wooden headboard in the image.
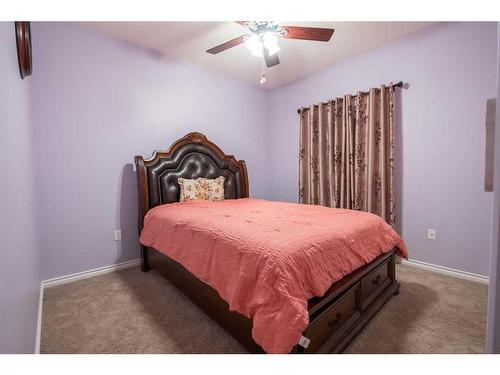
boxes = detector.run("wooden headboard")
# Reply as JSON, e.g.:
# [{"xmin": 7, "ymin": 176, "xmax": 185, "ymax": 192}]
[{"xmin": 134, "ymin": 132, "xmax": 249, "ymax": 232}]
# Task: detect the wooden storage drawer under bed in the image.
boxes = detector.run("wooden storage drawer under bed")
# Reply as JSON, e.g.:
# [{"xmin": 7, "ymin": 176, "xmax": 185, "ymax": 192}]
[
  {"xmin": 299, "ymin": 252, "xmax": 397, "ymax": 353},
  {"xmin": 360, "ymin": 258, "xmax": 392, "ymax": 310},
  {"xmin": 302, "ymin": 284, "xmax": 361, "ymax": 353}
]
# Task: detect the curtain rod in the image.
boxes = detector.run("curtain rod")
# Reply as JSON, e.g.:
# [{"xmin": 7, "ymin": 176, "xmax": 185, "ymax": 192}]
[{"xmin": 296, "ymin": 81, "xmax": 404, "ymax": 114}]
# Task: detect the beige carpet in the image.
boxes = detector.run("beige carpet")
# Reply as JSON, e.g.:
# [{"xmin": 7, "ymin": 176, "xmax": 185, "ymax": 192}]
[{"xmin": 41, "ymin": 264, "xmax": 487, "ymax": 354}]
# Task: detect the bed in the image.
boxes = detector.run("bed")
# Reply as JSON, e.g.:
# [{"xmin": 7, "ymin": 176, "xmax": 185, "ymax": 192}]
[{"xmin": 134, "ymin": 132, "xmax": 406, "ymax": 354}]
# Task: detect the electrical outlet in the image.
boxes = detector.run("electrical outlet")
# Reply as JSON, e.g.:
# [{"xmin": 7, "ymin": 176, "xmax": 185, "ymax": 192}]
[
  {"xmin": 114, "ymin": 229, "xmax": 122, "ymax": 241},
  {"xmin": 427, "ymin": 228, "xmax": 437, "ymax": 240}
]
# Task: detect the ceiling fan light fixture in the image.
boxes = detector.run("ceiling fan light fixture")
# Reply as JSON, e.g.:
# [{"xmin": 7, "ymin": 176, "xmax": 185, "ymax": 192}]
[
  {"xmin": 245, "ymin": 34, "xmax": 263, "ymax": 57},
  {"xmin": 207, "ymin": 22, "xmax": 335, "ymax": 84}
]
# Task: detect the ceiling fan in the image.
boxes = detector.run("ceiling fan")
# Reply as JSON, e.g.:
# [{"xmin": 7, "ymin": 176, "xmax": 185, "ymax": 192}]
[{"xmin": 207, "ymin": 21, "xmax": 335, "ymax": 84}]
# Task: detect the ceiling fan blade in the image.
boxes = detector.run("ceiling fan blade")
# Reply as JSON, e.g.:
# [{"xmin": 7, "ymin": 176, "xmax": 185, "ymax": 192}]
[
  {"xmin": 264, "ymin": 48, "xmax": 280, "ymax": 68},
  {"xmin": 280, "ymin": 26, "xmax": 334, "ymax": 42},
  {"xmin": 206, "ymin": 35, "xmax": 249, "ymax": 54}
]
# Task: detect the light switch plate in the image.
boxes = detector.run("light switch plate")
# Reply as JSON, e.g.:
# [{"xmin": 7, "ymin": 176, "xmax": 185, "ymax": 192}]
[{"xmin": 114, "ymin": 229, "xmax": 122, "ymax": 241}]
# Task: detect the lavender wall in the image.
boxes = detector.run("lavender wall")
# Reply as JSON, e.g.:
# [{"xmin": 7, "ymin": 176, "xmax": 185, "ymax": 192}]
[
  {"xmin": 486, "ymin": 22, "xmax": 500, "ymax": 354},
  {"xmin": 29, "ymin": 23, "xmax": 271, "ymax": 280},
  {"xmin": 0, "ymin": 23, "xmax": 40, "ymax": 353},
  {"xmin": 268, "ymin": 22, "xmax": 497, "ymax": 276}
]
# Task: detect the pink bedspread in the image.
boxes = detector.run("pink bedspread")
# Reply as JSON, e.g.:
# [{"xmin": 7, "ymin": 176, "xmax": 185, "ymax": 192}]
[{"xmin": 140, "ymin": 198, "xmax": 407, "ymax": 353}]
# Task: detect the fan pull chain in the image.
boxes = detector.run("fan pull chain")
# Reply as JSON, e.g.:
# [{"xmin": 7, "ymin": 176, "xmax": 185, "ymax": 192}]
[{"xmin": 260, "ymin": 46, "xmax": 266, "ymax": 84}]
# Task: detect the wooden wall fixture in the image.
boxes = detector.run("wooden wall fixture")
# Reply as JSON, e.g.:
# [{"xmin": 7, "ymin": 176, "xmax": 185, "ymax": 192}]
[{"xmin": 15, "ymin": 22, "xmax": 32, "ymax": 79}]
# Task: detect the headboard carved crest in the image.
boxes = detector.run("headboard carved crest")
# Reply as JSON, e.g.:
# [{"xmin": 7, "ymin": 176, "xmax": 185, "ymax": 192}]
[
  {"xmin": 134, "ymin": 132, "xmax": 249, "ymax": 232},
  {"xmin": 184, "ymin": 131, "xmax": 207, "ymax": 143}
]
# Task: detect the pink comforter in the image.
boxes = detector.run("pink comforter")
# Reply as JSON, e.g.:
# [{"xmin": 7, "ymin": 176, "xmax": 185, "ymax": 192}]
[{"xmin": 140, "ymin": 198, "xmax": 407, "ymax": 353}]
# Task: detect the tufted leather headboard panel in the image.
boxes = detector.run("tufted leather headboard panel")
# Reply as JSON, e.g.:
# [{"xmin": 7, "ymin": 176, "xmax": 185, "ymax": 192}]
[{"xmin": 134, "ymin": 132, "xmax": 249, "ymax": 231}]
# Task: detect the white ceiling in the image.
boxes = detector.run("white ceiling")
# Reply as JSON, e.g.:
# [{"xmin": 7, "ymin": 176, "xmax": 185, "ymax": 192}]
[{"xmin": 83, "ymin": 21, "xmax": 438, "ymax": 89}]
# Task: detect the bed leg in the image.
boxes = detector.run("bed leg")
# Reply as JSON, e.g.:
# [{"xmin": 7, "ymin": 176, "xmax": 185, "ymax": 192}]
[
  {"xmin": 141, "ymin": 245, "xmax": 151, "ymax": 272},
  {"xmin": 393, "ymin": 281, "xmax": 401, "ymax": 296}
]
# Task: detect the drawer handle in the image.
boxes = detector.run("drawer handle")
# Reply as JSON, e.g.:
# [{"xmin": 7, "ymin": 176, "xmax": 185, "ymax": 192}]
[
  {"xmin": 371, "ymin": 275, "xmax": 381, "ymax": 285},
  {"xmin": 327, "ymin": 313, "xmax": 342, "ymax": 328}
]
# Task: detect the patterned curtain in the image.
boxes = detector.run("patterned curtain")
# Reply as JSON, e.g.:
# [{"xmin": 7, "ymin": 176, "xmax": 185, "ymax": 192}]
[{"xmin": 299, "ymin": 85, "xmax": 395, "ymax": 226}]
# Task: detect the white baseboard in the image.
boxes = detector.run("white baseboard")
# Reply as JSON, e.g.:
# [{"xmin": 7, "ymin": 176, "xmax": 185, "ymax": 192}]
[
  {"xmin": 42, "ymin": 258, "xmax": 141, "ymax": 288},
  {"xmin": 401, "ymin": 258, "xmax": 489, "ymax": 284},
  {"xmin": 34, "ymin": 283, "xmax": 44, "ymax": 354},
  {"xmin": 35, "ymin": 258, "xmax": 141, "ymax": 353}
]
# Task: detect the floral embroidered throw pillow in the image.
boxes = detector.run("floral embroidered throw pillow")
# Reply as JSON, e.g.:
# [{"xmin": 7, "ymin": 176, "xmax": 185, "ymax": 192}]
[{"xmin": 178, "ymin": 176, "xmax": 225, "ymax": 202}]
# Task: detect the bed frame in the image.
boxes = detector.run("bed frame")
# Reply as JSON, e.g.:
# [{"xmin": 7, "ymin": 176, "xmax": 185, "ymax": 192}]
[{"xmin": 134, "ymin": 132, "xmax": 400, "ymax": 353}]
